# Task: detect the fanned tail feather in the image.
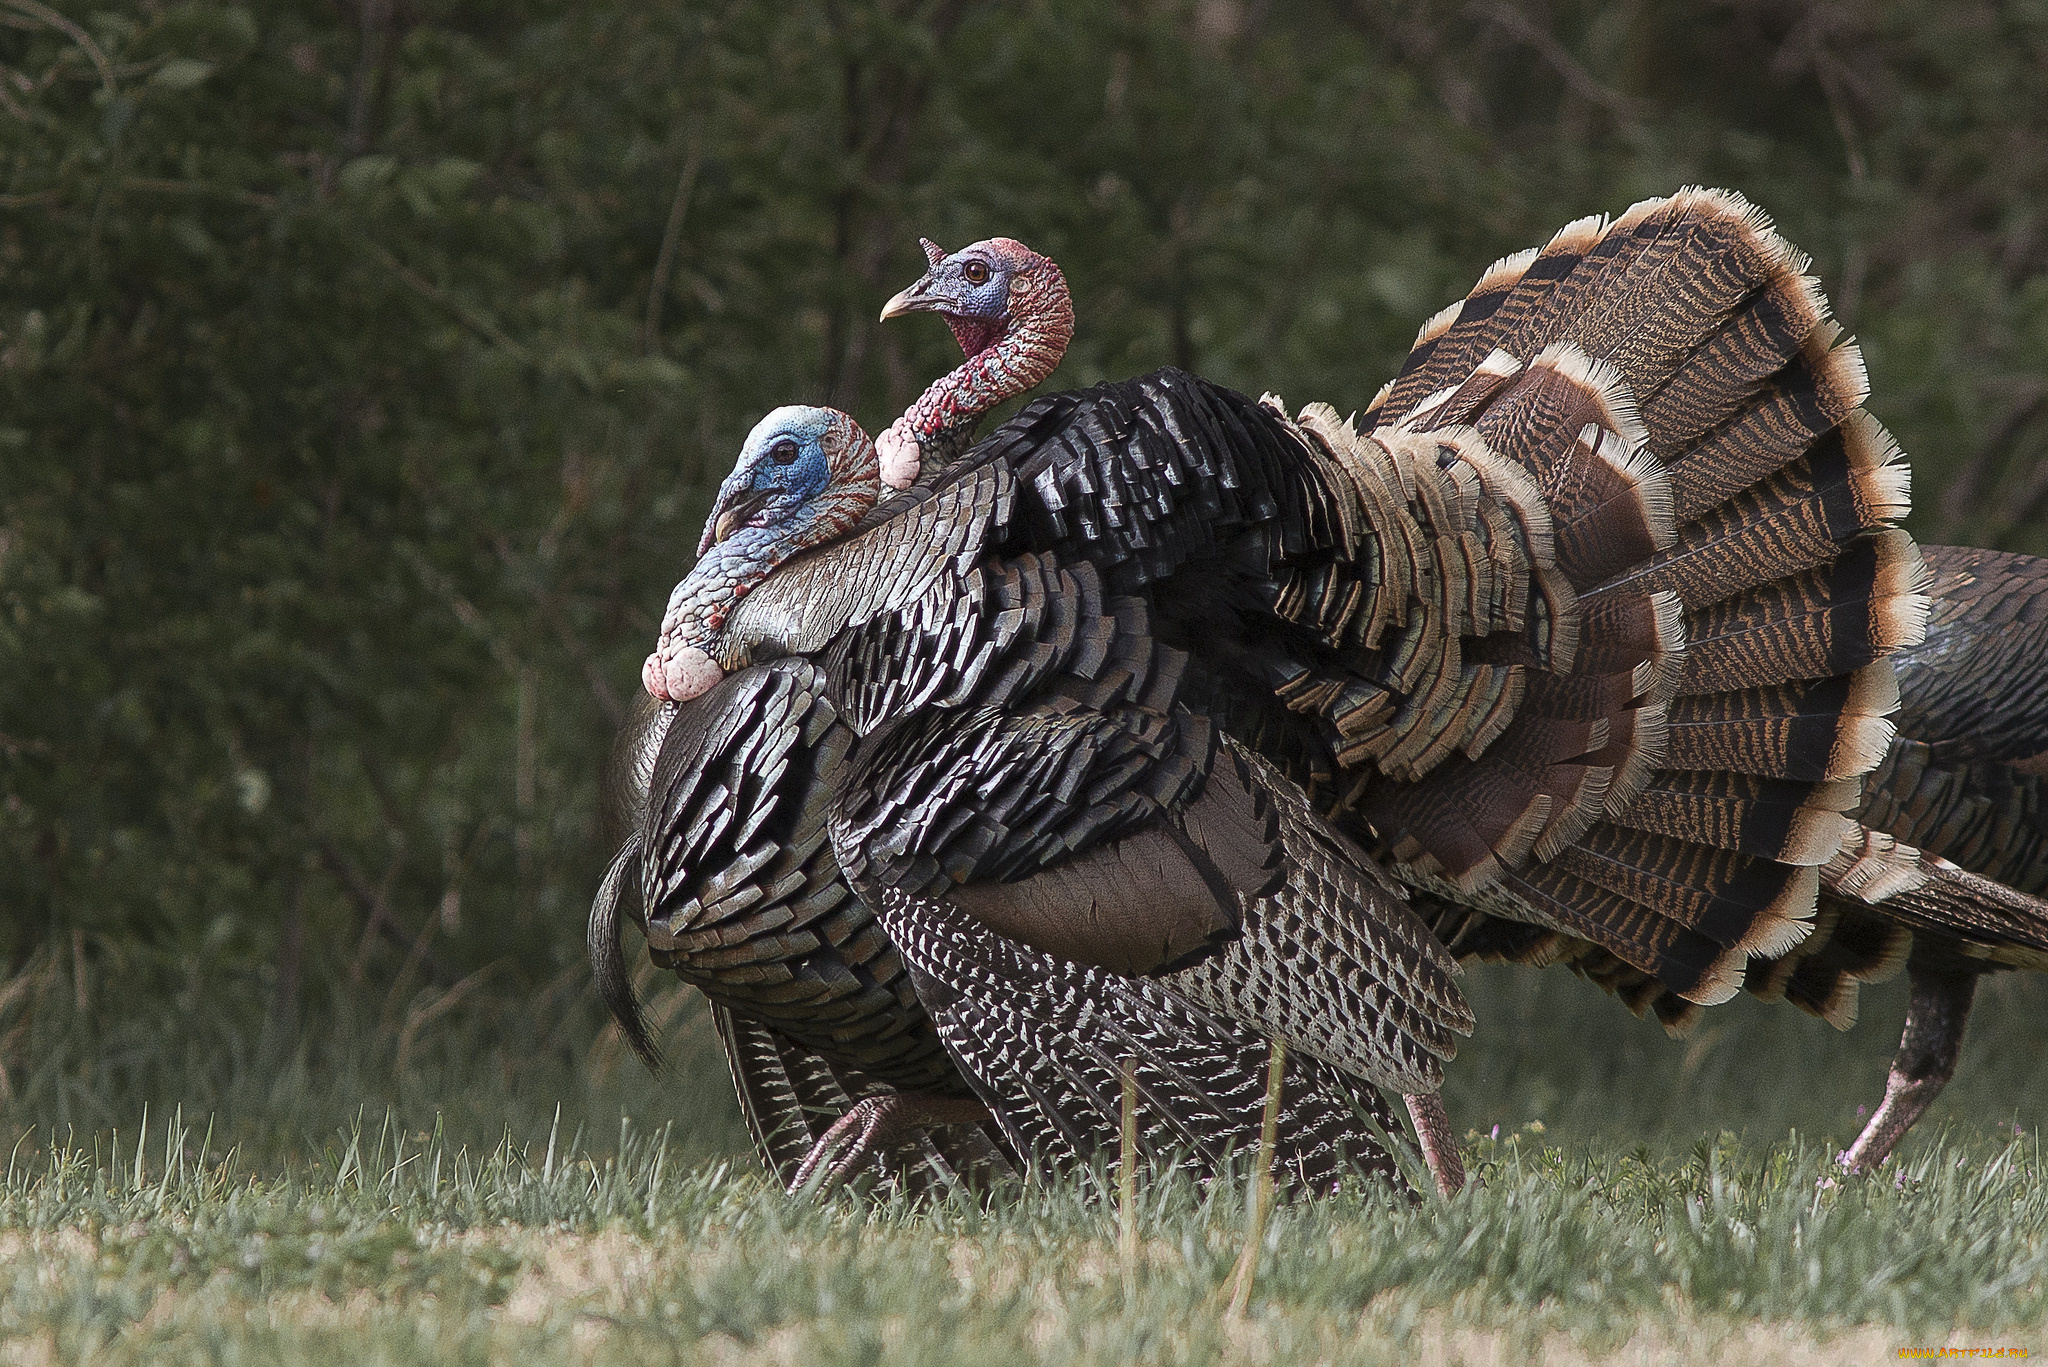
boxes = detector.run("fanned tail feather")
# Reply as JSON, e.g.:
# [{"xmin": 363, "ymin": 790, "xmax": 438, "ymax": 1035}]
[{"xmin": 1348, "ymin": 188, "xmax": 1928, "ymax": 1004}]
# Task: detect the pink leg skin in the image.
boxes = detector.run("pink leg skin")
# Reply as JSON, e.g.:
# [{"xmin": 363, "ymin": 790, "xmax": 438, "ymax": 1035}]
[
  {"xmin": 1404, "ymin": 1091, "xmax": 1465, "ymax": 1197},
  {"xmin": 1838, "ymin": 966, "xmax": 1979, "ymax": 1176},
  {"xmin": 789, "ymin": 1093, "xmax": 991, "ymax": 1196}
]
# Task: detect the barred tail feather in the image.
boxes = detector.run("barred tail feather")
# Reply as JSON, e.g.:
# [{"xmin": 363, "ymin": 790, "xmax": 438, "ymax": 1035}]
[
  {"xmin": 1506, "ymin": 863, "xmax": 1747, "ymax": 1004},
  {"xmin": 1349, "ymin": 187, "xmax": 1929, "ymax": 1009}
]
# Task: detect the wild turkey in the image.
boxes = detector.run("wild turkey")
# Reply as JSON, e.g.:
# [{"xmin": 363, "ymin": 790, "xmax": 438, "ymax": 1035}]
[
  {"xmin": 594, "ymin": 657, "xmax": 1417, "ymax": 1194},
  {"xmin": 643, "ymin": 190, "xmax": 1930, "ymax": 1181},
  {"xmin": 1826, "ymin": 545, "xmax": 2048, "ymax": 1169},
  {"xmin": 871, "ymin": 218, "xmax": 2048, "ymax": 1173}
]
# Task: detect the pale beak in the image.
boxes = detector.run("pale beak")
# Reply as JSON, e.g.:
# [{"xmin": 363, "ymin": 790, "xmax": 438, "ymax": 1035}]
[
  {"xmin": 698, "ymin": 486, "xmax": 776, "ymax": 556},
  {"xmin": 880, "ymin": 276, "xmax": 941, "ymax": 321}
]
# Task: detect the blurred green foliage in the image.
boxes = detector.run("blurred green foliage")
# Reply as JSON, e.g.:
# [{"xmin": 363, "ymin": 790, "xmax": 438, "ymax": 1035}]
[{"xmin": 4, "ymin": 1, "xmax": 2048, "ymax": 1143}]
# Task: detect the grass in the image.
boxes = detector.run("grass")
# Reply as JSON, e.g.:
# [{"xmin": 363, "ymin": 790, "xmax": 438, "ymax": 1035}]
[
  {"xmin": 0, "ymin": 943, "xmax": 754, "ymax": 1172},
  {"xmin": 0, "ymin": 1115, "xmax": 2038, "ymax": 1364},
  {"xmin": 0, "ymin": 956, "xmax": 2043, "ymax": 1363},
  {"xmin": 1444, "ymin": 958, "xmax": 2048, "ymax": 1149}
]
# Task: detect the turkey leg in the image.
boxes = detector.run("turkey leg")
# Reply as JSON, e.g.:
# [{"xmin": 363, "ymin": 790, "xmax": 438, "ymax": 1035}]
[
  {"xmin": 1838, "ymin": 966, "xmax": 1979, "ymax": 1176},
  {"xmin": 1404, "ymin": 1092, "xmax": 1466, "ymax": 1196},
  {"xmin": 789, "ymin": 1093, "xmax": 991, "ymax": 1196}
]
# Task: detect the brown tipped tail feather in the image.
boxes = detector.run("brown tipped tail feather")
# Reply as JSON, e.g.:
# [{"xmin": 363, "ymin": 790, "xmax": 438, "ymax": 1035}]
[{"xmin": 1326, "ymin": 188, "xmax": 1930, "ymax": 1008}]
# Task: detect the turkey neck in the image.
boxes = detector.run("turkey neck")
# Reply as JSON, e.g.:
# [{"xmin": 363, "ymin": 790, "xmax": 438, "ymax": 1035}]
[
  {"xmin": 656, "ymin": 485, "xmax": 875, "ymax": 664},
  {"xmin": 891, "ymin": 268, "xmax": 1074, "ymax": 479}
]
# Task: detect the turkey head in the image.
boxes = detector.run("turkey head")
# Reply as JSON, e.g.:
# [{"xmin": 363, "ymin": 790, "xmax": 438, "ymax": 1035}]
[
  {"xmin": 875, "ymin": 236, "xmax": 1073, "ymax": 489},
  {"xmin": 643, "ymin": 405, "xmax": 880, "ymax": 703}
]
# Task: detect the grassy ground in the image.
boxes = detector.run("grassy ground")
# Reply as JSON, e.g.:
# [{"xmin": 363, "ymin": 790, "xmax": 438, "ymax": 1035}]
[
  {"xmin": 0, "ymin": 1118, "xmax": 2038, "ymax": 1364},
  {"xmin": 0, "ymin": 959, "xmax": 2042, "ymax": 1363},
  {"xmin": 1446, "ymin": 960, "xmax": 2048, "ymax": 1149}
]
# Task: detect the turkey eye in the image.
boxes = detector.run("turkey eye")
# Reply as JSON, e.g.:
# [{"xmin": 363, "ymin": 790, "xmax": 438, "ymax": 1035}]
[
  {"xmin": 961, "ymin": 260, "xmax": 990, "ymax": 285},
  {"xmin": 770, "ymin": 439, "xmax": 800, "ymax": 465}
]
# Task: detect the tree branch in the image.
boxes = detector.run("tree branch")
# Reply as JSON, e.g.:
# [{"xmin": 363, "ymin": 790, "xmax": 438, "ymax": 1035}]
[
  {"xmin": 371, "ymin": 246, "xmax": 536, "ymax": 369},
  {"xmin": 642, "ymin": 122, "xmax": 705, "ymax": 356},
  {"xmin": 1468, "ymin": 2, "xmax": 1645, "ymax": 123},
  {"xmin": 3, "ymin": 0, "xmax": 115, "ymax": 97},
  {"xmin": 319, "ymin": 838, "xmax": 451, "ymax": 985}
]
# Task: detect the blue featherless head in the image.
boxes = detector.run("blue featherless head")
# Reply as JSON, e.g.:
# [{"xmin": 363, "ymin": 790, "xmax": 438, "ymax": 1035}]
[{"xmin": 697, "ymin": 405, "xmax": 879, "ymax": 557}]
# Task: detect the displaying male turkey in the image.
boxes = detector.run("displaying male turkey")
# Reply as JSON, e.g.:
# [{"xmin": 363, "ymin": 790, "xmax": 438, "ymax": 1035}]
[
  {"xmin": 622, "ymin": 548, "xmax": 2048, "ymax": 1191},
  {"xmin": 643, "ymin": 190, "xmax": 1931, "ymax": 1179},
  {"xmin": 602, "ymin": 412, "xmax": 1449, "ymax": 1193},
  {"xmin": 863, "ymin": 214, "xmax": 2048, "ymax": 1175}
]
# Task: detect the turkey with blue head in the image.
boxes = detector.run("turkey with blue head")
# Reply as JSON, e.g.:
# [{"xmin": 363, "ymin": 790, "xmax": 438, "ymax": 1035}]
[{"xmin": 606, "ymin": 339, "xmax": 1433, "ymax": 1195}]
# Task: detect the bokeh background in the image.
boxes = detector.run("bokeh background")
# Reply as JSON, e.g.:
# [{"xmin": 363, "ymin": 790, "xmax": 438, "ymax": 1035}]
[{"xmin": 2, "ymin": 0, "xmax": 2044, "ymax": 1167}]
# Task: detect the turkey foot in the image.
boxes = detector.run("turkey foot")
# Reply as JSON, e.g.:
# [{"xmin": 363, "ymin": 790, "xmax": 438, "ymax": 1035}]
[
  {"xmin": 1838, "ymin": 966, "xmax": 1979, "ymax": 1176},
  {"xmin": 1404, "ymin": 1092, "xmax": 1465, "ymax": 1197},
  {"xmin": 789, "ymin": 1093, "xmax": 991, "ymax": 1196}
]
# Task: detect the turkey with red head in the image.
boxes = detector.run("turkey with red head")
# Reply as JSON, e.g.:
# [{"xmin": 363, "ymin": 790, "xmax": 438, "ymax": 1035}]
[
  {"xmin": 861, "ymin": 211, "xmax": 2048, "ymax": 1177},
  {"xmin": 874, "ymin": 235, "xmax": 1074, "ymax": 490}
]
